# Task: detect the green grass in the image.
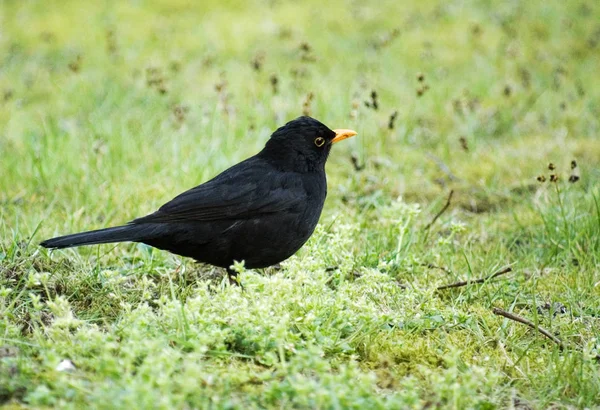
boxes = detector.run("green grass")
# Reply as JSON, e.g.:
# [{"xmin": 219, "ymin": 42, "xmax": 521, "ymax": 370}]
[{"xmin": 1, "ymin": 0, "xmax": 600, "ymax": 408}]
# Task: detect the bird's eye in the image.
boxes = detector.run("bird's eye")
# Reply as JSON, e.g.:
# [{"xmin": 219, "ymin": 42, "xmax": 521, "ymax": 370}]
[{"xmin": 314, "ymin": 137, "xmax": 325, "ymax": 147}]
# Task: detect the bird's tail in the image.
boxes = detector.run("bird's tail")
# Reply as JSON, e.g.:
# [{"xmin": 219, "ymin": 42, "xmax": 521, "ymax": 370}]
[{"xmin": 40, "ymin": 225, "xmax": 144, "ymax": 249}]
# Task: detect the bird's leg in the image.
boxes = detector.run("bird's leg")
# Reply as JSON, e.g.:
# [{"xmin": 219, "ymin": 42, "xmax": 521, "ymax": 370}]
[
  {"xmin": 226, "ymin": 268, "xmax": 244, "ymax": 290},
  {"xmin": 227, "ymin": 268, "xmax": 238, "ymax": 284}
]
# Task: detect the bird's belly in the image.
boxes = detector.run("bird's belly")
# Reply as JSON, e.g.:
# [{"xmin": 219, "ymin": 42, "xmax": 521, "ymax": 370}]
[
  {"xmin": 222, "ymin": 213, "xmax": 316, "ymax": 268},
  {"xmin": 144, "ymin": 193, "xmax": 324, "ymax": 270}
]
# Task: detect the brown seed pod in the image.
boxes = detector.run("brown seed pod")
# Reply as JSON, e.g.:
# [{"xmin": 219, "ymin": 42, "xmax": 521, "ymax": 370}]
[
  {"xmin": 364, "ymin": 90, "xmax": 379, "ymax": 110},
  {"xmin": 388, "ymin": 111, "xmax": 398, "ymax": 130},
  {"xmin": 68, "ymin": 54, "xmax": 82, "ymax": 73},
  {"xmin": 299, "ymin": 42, "xmax": 311, "ymax": 52},
  {"xmin": 251, "ymin": 52, "xmax": 265, "ymax": 71},
  {"xmin": 302, "ymin": 92, "xmax": 314, "ymax": 116},
  {"xmin": 370, "ymin": 90, "xmax": 378, "ymax": 110},
  {"xmin": 270, "ymin": 74, "xmax": 279, "ymax": 94}
]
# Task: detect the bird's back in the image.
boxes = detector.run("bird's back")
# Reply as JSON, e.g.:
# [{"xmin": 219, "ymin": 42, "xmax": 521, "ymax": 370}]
[{"xmin": 138, "ymin": 157, "xmax": 328, "ymax": 268}]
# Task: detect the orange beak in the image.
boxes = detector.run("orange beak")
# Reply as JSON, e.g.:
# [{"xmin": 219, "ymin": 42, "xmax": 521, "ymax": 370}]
[{"xmin": 332, "ymin": 129, "xmax": 357, "ymax": 144}]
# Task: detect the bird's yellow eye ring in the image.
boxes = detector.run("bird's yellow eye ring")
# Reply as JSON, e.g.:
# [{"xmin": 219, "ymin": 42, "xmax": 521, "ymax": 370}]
[{"xmin": 314, "ymin": 137, "xmax": 325, "ymax": 147}]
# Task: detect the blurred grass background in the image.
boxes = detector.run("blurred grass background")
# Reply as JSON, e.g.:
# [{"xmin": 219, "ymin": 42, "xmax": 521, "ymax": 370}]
[{"xmin": 1, "ymin": 0, "xmax": 600, "ymax": 408}]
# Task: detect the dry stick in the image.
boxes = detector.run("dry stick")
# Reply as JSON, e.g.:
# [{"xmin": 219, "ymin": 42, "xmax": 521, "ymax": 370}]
[
  {"xmin": 494, "ymin": 308, "xmax": 600, "ymax": 363},
  {"xmin": 492, "ymin": 307, "xmax": 564, "ymax": 348},
  {"xmin": 424, "ymin": 190, "xmax": 454, "ymax": 230},
  {"xmin": 436, "ymin": 266, "xmax": 513, "ymax": 290}
]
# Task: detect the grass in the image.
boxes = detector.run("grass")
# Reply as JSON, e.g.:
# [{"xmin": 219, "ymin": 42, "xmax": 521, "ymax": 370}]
[{"xmin": 1, "ymin": 0, "xmax": 600, "ymax": 408}]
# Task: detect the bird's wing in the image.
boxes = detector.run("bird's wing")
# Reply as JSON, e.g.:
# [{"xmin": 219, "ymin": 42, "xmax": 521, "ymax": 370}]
[{"xmin": 131, "ymin": 160, "xmax": 304, "ymax": 224}]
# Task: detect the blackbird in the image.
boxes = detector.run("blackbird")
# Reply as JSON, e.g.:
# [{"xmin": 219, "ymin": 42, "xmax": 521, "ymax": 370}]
[{"xmin": 40, "ymin": 116, "xmax": 357, "ymax": 279}]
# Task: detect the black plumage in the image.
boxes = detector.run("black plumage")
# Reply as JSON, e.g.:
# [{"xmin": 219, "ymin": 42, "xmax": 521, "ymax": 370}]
[{"xmin": 40, "ymin": 116, "xmax": 357, "ymax": 278}]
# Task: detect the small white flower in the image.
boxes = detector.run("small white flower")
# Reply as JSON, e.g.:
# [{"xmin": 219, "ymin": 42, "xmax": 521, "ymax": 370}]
[{"xmin": 56, "ymin": 359, "xmax": 76, "ymax": 372}]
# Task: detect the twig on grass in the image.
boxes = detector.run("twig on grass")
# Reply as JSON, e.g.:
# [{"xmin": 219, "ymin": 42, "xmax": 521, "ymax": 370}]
[
  {"xmin": 492, "ymin": 307, "xmax": 564, "ymax": 348},
  {"xmin": 493, "ymin": 308, "xmax": 600, "ymax": 363},
  {"xmin": 436, "ymin": 266, "xmax": 512, "ymax": 290},
  {"xmin": 424, "ymin": 190, "xmax": 454, "ymax": 230}
]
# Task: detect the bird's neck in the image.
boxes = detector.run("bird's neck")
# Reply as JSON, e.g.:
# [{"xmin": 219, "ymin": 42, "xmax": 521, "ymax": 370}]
[{"xmin": 258, "ymin": 146, "xmax": 326, "ymax": 173}]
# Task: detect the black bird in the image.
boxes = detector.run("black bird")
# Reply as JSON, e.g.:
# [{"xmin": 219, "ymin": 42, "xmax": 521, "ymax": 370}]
[{"xmin": 40, "ymin": 116, "xmax": 357, "ymax": 279}]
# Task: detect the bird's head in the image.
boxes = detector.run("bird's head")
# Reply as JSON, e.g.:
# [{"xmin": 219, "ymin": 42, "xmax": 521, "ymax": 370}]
[{"xmin": 261, "ymin": 116, "xmax": 357, "ymax": 172}]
